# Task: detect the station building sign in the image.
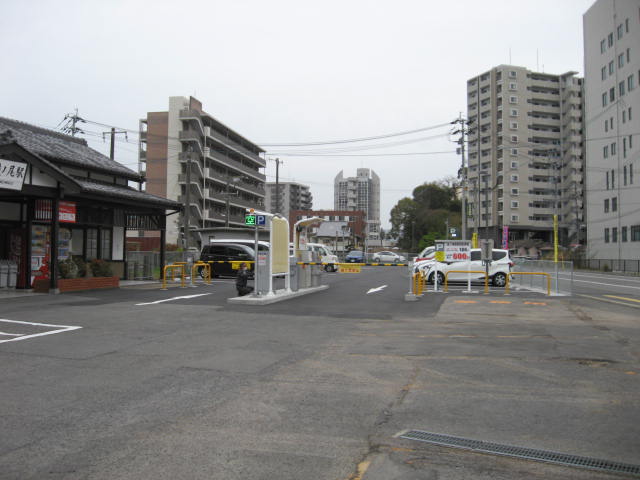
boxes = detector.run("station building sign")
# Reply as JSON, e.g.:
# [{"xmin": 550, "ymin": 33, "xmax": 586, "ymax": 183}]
[{"xmin": 0, "ymin": 158, "xmax": 27, "ymax": 191}]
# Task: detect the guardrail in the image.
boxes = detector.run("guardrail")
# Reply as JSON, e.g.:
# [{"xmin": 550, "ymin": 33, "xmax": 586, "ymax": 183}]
[
  {"xmin": 161, "ymin": 264, "xmax": 186, "ymax": 290},
  {"xmin": 506, "ymin": 272, "xmax": 551, "ymax": 296},
  {"xmin": 191, "ymin": 262, "xmax": 211, "ymax": 287},
  {"xmin": 444, "ymin": 270, "xmax": 489, "ymax": 294}
]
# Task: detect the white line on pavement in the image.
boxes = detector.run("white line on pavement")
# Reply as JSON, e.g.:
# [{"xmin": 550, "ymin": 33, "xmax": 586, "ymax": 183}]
[
  {"xmin": 136, "ymin": 293, "xmax": 212, "ymax": 306},
  {"xmin": 570, "ymin": 279, "xmax": 640, "ymax": 290},
  {"xmin": 367, "ymin": 285, "xmax": 388, "ymax": 294},
  {"xmin": 0, "ymin": 319, "xmax": 82, "ymax": 344}
]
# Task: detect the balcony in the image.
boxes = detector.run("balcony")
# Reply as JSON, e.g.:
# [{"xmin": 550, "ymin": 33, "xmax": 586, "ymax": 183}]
[{"xmin": 206, "ymin": 150, "xmax": 265, "ymax": 182}]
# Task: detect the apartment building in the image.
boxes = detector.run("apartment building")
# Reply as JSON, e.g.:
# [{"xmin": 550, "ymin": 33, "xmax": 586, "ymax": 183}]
[
  {"xmin": 334, "ymin": 168, "xmax": 381, "ymax": 240},
  {"xmin": 138, "ymin": 96, "xmax": 266, "ymax": 248},
  {"xmin": 584, "ymin": 0, "xmax": 640, "ymax": 261},
  {"xmin": 466, "ymin": 65, "xmax": 585, "ymax": 251},
  {"xmin": 265, "ymin": 181, "xmax": 313, "ymax": 219}
]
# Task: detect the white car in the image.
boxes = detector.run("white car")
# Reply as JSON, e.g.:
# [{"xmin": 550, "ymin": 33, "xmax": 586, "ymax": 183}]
[
  {"xmin": 414, "ymin": 246, "xmax": 436, "ymax": 263},
  {"xmin": 306, "ymin": 243, "xmax": 340, "ymax": 272},
  {"xmin": 372, "ymin": 251, "xmax": 405, "ymax": 263},
  {"xmin": 423, "ymin": 249, "xmax": 514, "ymax": 287}
]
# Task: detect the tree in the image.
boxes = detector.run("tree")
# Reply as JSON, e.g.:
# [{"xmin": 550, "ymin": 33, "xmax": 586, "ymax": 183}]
[{"xmin": 388, "ymin": 179, "xmax": 462, "ymax": 251}]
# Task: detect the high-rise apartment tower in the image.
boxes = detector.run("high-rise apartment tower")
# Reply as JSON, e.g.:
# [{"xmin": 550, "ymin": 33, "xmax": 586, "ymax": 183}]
[
  {"xmin": 139, "ymin": 96, "xmax": 266, "ymax": 248},
  {"xmin": 583, "ymin": 0, "xmax": 640, "ymax": 260},
  {"xmin": 334, "ymin": 168, "xmax": 380, "ymax": 239},
  {"xmin": 265, "ymin": 181, "xmax": 313, "ymax": 219},
  {"xmin": 466, "ymin": 65, "xmax": 585, "ymax": 251}
]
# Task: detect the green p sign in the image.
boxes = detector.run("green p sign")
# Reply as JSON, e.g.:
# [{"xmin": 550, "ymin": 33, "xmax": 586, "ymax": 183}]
[{"xmin": 244, "ymin": 214, "xmax": 256, "ymax": 226}]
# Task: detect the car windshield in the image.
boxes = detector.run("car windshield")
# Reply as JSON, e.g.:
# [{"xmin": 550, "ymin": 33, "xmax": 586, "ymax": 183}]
[{"xmin": 349, "ymin": 251, "xmax": 363, "ymax": 255}]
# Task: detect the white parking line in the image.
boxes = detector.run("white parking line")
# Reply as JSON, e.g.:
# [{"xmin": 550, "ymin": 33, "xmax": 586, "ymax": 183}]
[
  {"xmin": 367, "ymin": 285, "xmax": 387, "ymax": 294},
  {"xmin": 136, "ymin": 293, "xmax": 212, "ymax": 306},
  {"xmin": 0, "ymin": 319, "xmax": 82, "ymax": 344}
]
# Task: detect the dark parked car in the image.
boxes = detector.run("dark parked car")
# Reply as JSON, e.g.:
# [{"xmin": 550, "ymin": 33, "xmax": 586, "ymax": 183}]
[
  {"xmin": 199, "ymin": 243, "xmax": 257, "ymax": 278},
  {"xmin": 345, "ymin": 250, "xmax": 365, "ymax": 263}
]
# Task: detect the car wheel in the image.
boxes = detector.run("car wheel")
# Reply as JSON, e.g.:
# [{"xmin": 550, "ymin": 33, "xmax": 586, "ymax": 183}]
[
  {"xmin": 492, "ymin": 272, "xmax": 507, "ymax": 287},
  {"xmin": 428, "ymin": 272, "xmax": 445, "ymax": 285}
]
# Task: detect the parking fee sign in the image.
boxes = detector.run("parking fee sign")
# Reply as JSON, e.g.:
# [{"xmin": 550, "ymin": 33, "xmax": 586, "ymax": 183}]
[{"xmin": 436, "ymin": 240, "xmax": 471, "ymax": 262}]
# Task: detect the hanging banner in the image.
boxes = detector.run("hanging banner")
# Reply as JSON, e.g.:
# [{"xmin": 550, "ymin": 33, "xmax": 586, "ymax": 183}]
[
  {"xmin": 502, "ymin": 226, "xmax": 509, "ymax": 249},
  {"xmin": 0, "ymin": 159, "xmax": 27, "ymax": 191}
]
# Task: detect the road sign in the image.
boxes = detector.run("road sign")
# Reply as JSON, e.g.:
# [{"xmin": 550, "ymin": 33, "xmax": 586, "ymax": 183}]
[
  {"xmin": 480, "ymin": 239, "xmax": 493, "ymax": 262},
  {"xmin": 244, "ymin": 215, "xmax": 256, "ymax": 226},
  {"xmin": 257, "ymin": 215, "xmax": 266, "ymax": 226},
  {"xmin": 435, "ymin": 240, "xmax": 472, "ymax": 262}
]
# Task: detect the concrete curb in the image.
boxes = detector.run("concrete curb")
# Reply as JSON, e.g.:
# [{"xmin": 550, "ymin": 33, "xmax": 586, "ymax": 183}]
[{"xmin": 227, "ymin": 285, "xmax": 329, "ymax": 305}]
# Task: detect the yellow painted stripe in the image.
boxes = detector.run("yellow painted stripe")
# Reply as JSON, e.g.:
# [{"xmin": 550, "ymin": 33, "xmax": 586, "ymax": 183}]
[
  {"xmin": 578, "ymin": 294, "xmax": 640, "ymax": 309},
  {"xmin": 524, "ymin": 301, "xmax": 547, "ymax": 306},
  {"xmin": 604, "ymin": 295, "xmax": 640, "ymax": 304},
  {"xmin": 490, "ymin": 300, "xmax": 512, "ymax": 304}
]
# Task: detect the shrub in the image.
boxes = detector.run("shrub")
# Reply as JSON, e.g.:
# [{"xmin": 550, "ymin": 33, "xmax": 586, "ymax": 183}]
[
  {"xmin": 89, "ymin": 259, "xmax": 113, "ymax": 277},
  {"xmin": 72, "ymin": 256, "xmax": 87, "ymax": 277},
  {"xmin": 58, "ymin": 257, "xmax": 78, "ymax": 279}
]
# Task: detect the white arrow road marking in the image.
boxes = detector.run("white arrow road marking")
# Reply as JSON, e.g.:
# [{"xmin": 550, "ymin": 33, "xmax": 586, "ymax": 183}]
[
  {"xmin": 136, "ymin": 293, "xmax": 212, "ymax": 306},
  {"xmin": 366, "ymin": 285, "xmax": 388, "ymax": 294}
]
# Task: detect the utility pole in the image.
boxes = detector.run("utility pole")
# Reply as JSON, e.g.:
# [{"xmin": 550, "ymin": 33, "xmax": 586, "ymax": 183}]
[
  {"xmin": 58, "ymin": 108, "xmax": 85, "ymax": 137},
  {"xmin": 452, "ymin": 113, "xmax": 468, "ymax": 240},
  {"xmin": 184, "ymin": 147, "xmax": 193, "ymax": 250},
  {"xmin": 274, "ymin": 158, "xmax": 282, "ymax": 214},
  {"xmin": 102, "ymin": 127, "xmax": 128, "ymax": 160}
]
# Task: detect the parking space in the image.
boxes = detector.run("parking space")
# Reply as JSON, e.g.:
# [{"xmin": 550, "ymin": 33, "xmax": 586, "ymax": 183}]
[{"xmin": 0, "ymin": 318, "xmax": 82, "ymax": 344}]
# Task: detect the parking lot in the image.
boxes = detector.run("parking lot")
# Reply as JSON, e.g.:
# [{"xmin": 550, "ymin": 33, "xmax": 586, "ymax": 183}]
[{"xmin": 0, "ymin": 267, "xmax": 638, "ymax": 479}]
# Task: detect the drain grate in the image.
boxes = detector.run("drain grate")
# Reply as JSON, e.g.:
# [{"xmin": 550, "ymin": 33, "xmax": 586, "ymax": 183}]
[{"xmin": 399, "ymin": 430, "xmax": 640, "ymax": 476}]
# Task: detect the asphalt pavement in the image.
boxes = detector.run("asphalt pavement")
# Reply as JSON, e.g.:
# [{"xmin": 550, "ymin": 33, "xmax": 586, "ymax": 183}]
[{"xmin": 0, "ymin": 267, "xmax": 638, "ymax": 479}]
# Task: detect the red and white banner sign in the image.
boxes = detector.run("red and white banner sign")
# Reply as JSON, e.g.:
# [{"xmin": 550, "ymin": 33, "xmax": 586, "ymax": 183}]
[{"xmin": 34, "ymin": 200, "xmax": 77, "ymax": 223}]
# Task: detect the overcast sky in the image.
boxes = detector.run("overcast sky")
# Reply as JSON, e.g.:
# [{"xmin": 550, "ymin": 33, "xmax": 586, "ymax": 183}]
[{"xmin": 2, "ymin": 0, "xmax": 596, "ymax": 229}]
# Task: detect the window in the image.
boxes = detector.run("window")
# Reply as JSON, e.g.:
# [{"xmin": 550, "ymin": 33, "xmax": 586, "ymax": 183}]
[
  {"xmin": 509, "ymin": 70, "xmax": 517, "ymax": 78},
  {"xmin": 601, "ymin": 66, "xmax": 607, "ymax": 80},
  {"xmin": 612, "ymin": 197, "xmax": 618, "ymax": 212},
  {"xmin": 608, "ymin": 32, "xmax": 613, "ymax": 47},
  {"xmin": 510, "ymin": 121, "xmax": 518, "ymax": 129},
  {"xmin": 511, "ymin": 135, "xmax": 518, "ymax": 142},
  {"xmin": 624, "ymin": 138, "xmax": 628, "ymax": 158},
  {"xmin": 619, "ymin": 53, "xmax": 625, "ymax": 68},
  {"xmin": 509, "ymin": 82, "xmax": 517, "ymax": 90},
  {"xmin": 100, "ymin": 229, "xmax": 112, "ymax": 260},
  {"xmin": 510, "ymin": 161, "xmax": 518, "ymax": 169},
  {"xmin": 622, "ymin": 226, "xmax": 628, "ymax": 242},
  {"xmin": 619, "ymin": 81, "xmax": 626, "ymax": 96},
  {"xmin": 511, "ymin": 215, "xmax": 519, "ymax": 222},
  {"xmin": 511, "ymin": 148, "xmax": 518, "ymax": 155},
  {"xmin": 612, "ymin": 227, "xmax": 618, "ymax": 243},
  {"xmin": 624, "ymin": 110, "xmax": 628, "ymax": 123},
  {"xmin": 611, "ymin": 142, "xmax": 617, "ymax": 155},
  {"xmin": 627, "ymin": 48, "xmax": 630, "ymax": 63},
  {"xmin": 511, "ymin": 201, "xmax": 519, "ymax": 208},
  {"xmin": 631, "ymin": 163, "xmax": 634, "ymax": 184},
  {"xmin": 624, "ymin": 165, "xmax": 628, "ymax": 185},
  {"xmin": 86, "ymin": 228, "xmax": 98, "ymax": 259},
  {"xmin": 602, "ymin": 92, "xmax": 608, "ymax": 107},
  {"xmin": 601, "ymin": 39, "xmax": 606, "ymax": 53},
  {"xmin": 510, "ymin": 174, "xmax": 518, "ymax": 182},
  {"xmin": 625, "ymin": 18, "xmax": 629, "ymax": 33},
  {"xmin": 509, "ymin": 96, "xmax": 518, "ymax": 104},
  {"xmin": 605, "ymin": 119, "xmax": 609, "ymax": 132},
  {"xmin": 629, "ymin": 107, "xmax": 633, "ymax": 121},
  {"xmin": 604, "ymin": 198, "xmax": 610, "ymax": 213},
  {"xmin": 629, "ymin": 74, "xmax": 636, "ymax": 91},
  {"xmin": 511, "ymin": 188, "xmax": 519, "ymax": 196},
  {"xmin": 604, "ymin": 145, "xmax": 609, "ymax": 158},
  {"xmin": 629, "ymin": 135, "xmax": 633, "ymax": 149},
  {"xmin": 606, "ymin": 171, "xmax": 609, "ymax": 189},
  {"xmin": 618, "ymin": 24, "xmax": 624, "ymax": 39},
  {"xmin": 612, "ymin": 169, "xmax": 615, "ymax": 188},
  {"xmin": 632, "ymin": 225, "xmax": 640, "ymax": 241},
  {"xmin": 610, "ymin": 87, "xmax": 615, "ymax": 102},
  {"xmin": 510, "ymin": 109, "xmax": 518, "ymax": 117},
  {"xmin": 605, "ymin": 228, "xmax": 610, "ymax": 243},
  {"xmin": 609, "ymin": 61, "xmax": 614, "ymax": 75}
]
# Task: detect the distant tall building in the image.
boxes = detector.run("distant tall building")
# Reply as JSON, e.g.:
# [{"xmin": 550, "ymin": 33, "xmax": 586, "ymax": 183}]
[
  {"xmin": 265, "ymin": 182, "xmax": 313, "ymax": 219},
  {"xmin": 466, "ymin": 65, "xmax": 585, "ymax": 250},
  {"xmin": 138, "ymin": 96, "xmax": 266, "ymax": 248},
  {"xmin": 583, "ymin": 0, "xmax": 640, "ymax": 261},
  {"xmin": 334, "ymin": 168, "xmax": 380, "ymax": 239}
]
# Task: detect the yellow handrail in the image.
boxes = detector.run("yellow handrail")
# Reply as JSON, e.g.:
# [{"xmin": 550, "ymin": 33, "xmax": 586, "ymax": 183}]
[
  {"xmin": 444, "ymin": 270, "xmax": 489, "ymax": 294},
  {"xmin": 192, "ymin": 262, "xmax": 211, "ymax": 285},
  {"xmin": 506, "ymin": 272, "xmax": 551, "ymax": 296}
]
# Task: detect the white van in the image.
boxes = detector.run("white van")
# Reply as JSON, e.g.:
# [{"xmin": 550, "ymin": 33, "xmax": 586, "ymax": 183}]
[{"xmin": 305, "ymin": 243, "xmax": 340, "ymax": 272}]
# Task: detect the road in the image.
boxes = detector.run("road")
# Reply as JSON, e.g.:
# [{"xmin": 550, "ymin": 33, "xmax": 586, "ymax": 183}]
[
  {"xmin": 561, "ymin": 270, "xmax": 640, "ymax": 311},
  {"xmin": 0, "ymin": 267, "xmax": 638, "ymax": 479}
]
